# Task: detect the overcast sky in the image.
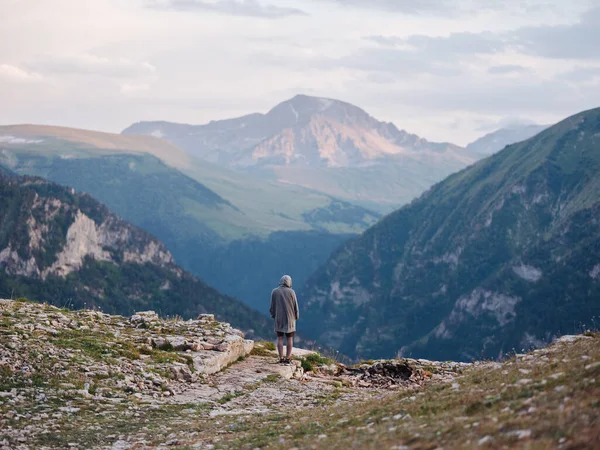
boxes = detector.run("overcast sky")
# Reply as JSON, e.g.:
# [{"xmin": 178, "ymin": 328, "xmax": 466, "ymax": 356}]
[{"xmin": 1, "ymin": 0, "xmax": 599, "ymax": 145}]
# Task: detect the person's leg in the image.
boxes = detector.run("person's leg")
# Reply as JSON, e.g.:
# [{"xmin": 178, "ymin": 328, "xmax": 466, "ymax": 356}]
[
  {"xmin": 286, "ymin": 333, "xmax": 294, "ymax": 359},
  {"xmin": 276, "ymin": 333, "xmax": 284, "ymax": 360}
]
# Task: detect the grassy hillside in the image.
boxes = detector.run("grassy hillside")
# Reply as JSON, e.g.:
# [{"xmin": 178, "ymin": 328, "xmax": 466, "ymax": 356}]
[
  {"xmin": 300, "ymin": 107, "xmax": 600, "ymax": 361},
  {"xmin": 0, "ymin": 125, "xmax": 379, "ymax": 238},
  {"xmin": 0, "ymin": 125, "xmax": 380, "ymax": 313}
]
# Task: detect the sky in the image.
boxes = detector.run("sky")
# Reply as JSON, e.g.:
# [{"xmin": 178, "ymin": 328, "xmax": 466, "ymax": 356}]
[{"xmin": 1, "ymin": 0, "xmax": 600, "ymax": 145}]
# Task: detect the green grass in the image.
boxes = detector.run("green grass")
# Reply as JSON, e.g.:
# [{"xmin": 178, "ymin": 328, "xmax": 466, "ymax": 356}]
[
  {"xmin": 54, "ymin": 331, "xmax": 113, "ymax": 359},
  {"xmin": 53, "ymin": 330, "xmax": 141, "ymax": 361},
  {"xmin": 263, "ymin": 374, "xmax": 281, "ymax": 383},
  {"xmin": 298, "ymin": 353, "xmax": 335, "ymax": 372},
  {"xmin": 250, "ymin": 341, "xmax": 277, "ymax": 357},
  {"xmin": 218, "ymin": 390, "xmax": 245, "ymax": 405},
  {"xmin": 226, "ymin": 335, "xmax": 600, "ymax": 449}
]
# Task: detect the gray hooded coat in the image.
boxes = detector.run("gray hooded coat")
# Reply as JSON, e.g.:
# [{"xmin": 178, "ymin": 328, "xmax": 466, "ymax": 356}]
[{"xmin": 270, "ymin": 275, "xmax": 299, "ymax": 333}]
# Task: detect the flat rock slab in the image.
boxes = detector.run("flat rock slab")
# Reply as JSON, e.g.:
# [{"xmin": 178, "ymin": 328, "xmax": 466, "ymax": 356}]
[
  {"xmin": 290, "ymin": 347, "xmax": 319, "ymax": 358},
  {"xmin": 166, "ymin": 351, "xmax": 382, "ymax": 418},
  {"xmin": 193, "ymin": 338, "xmax": 254, "ymax": 375}
]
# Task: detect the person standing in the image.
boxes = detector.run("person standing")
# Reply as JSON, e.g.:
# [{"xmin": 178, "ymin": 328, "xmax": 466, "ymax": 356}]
[{"xmin": 270, "ymin": 275, "xmax": 299, "ymax": 364}]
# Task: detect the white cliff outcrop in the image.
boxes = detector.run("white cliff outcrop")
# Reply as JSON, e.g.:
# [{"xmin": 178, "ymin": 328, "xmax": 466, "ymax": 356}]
[
  {"xmin": 0, "ymin": 191, "xmax": 175, "ymax": 280},
  {"xmin": 43, "ymin": 211, "xmax": 112, "ymax": 278}
]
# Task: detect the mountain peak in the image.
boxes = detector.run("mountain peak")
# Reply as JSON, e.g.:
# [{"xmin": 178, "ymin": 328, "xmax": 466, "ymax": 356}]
[
  {"xmin": 266, "ymin": 94, "xmax": 368, "ymax": 127},
  {"xmin": 122, "ymin": 95, "xmax": 474, "ymax": 172}
]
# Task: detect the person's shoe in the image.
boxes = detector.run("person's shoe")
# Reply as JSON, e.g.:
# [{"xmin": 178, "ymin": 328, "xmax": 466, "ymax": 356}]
[
  {"xmin": 279, "ymin": 357, "xmax": 285, "ymax": 364},
  {"xmin": 283, "ymin": 358, "xmax": 292, "ymax": 365}
]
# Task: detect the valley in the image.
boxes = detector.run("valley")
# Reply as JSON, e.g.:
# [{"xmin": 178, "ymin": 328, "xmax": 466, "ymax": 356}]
[
  {"xmin": 1, "ymin": 100, "xmax": 594, "ymax": 365},
  {"xmin": 0, "ymin": 125, "xmax": 377, "ymax": 313}
]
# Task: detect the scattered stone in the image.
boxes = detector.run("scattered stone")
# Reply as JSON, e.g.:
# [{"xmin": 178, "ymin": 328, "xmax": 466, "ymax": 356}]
[
  {"xmin": 506, "ymin": 429, "xmax": 532, "ymax": 439},
  {"xmin": 478, "ymin": 435, "xmax": 494, "ymax": 445},
  {"xmin": 556, "ymin": 335, "xmax": 591, "ymax": 344},
  {"xmin": 1, "ymin": 298, "xmax": 597, "ymax": 449}
]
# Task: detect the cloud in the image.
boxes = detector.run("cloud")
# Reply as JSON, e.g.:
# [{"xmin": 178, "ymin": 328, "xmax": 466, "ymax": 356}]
[
  {"xmin": 513, "ymin": 7, "xmax": 600, "ymax": 59},
  {"xmin": 146, "ymin": 0, "xmax": 307, "ymax": 18},
  {"xmin": 319, "ymin": 0, "xmax": 578, "ymax": 16},
  {"xmin": 405, "ymin": 32, "xmax": 504, "ymax": 57},
  {"xmin": 488, "ymin": 65, "xmax": 529, "ymax": 74},
  {"xmin": 120, "ymin": 83, "xmax": 152, "ymax": 96},
  {"xmin": 555, "ymin": 66, "xmax": 600, "ymax": 83},
  {"xmin": 474, "ymin": 116, "xmax": 540, "ymax": 132},
  {"xmin": 333, "ymin": 32, "xmax": 504, "ymax": 79},
  {"xmin": 361, "ymin": 6, "xmax": 600, "ymax": 64},
  {"xmin": 372, "ymin": 76, "xmax": 597, "ymax": 116},
  {"xmin": 29, "ymin": 54, "xmax": 156, "ymax": 78},
  {"xmin": 336, "ymin": 47, "xmax": 463, "ymax": 77},
  {"xmin": 328, "ymin": 0, "xmax": 456, "ymax": 15},
  {"xmin": 0, "ymin": 64, "xmax": 43, "ymax": 83}
]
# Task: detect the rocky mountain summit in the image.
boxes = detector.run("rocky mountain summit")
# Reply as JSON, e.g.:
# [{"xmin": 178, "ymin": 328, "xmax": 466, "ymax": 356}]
[
  {"xmin": 1, "ymin": 299, "xmax": 599, "ymax": 449},
  {"xmin": 123, "ymin": 95, "xmax": 480, "ymax": 212},
  {"xmin": 123, "ymin": 95, "xmax": 470, "ymax": 169}
]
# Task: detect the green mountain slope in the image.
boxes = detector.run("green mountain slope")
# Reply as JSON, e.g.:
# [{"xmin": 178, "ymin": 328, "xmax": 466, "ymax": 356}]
[
  {"xmin": 0, "ymin": 124, "xmax": 379, "ymax": 237},
  {"xmin": 0, "ymin": 125, "xmax": 379, "ymax": 313},
  {"xmin": 0, "ymin": 172, "xmax": 271, "ymax": 337},
  {"xmin": 300, "ymin": 107, "xmax": 600, "ymax": 361}
]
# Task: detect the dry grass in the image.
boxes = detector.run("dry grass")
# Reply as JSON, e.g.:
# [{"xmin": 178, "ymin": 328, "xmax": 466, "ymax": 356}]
[
  {"xmin": 225, "ymin": 335, "xmax": 600, "ymax": 449},
  {"xmin": 0, "ymin": 124, "xmax": 191, "ymax": 168}
]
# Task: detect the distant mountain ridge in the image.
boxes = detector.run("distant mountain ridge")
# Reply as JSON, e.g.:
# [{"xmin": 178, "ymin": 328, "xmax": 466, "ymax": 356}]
[
  {"xmin": 467, "ymin": 124, "xmax": 549, "ymax": 155},
  {"xmin": 124, "ymin": 95, "xmax": 481, "ymax": 211},
  {"xmin": 124, "ymin": 94, "xmax": 471, "ymax": 169},
  {"xmin": 299, "ymin": 106, "xmax": 600, "ymax": 361}
]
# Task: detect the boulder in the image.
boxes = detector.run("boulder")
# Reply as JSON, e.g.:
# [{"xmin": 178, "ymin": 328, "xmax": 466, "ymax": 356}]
[
  {"xmin": 165, "ymin": 336, "xmax": 189, "ymax": 351},
  {"xmin": 170, "ymin": 364, "xmax": 196, "ymax": 383},
  {"xmin": 130, "ymin": 311, "xmax": 159, "ymax": 328}
]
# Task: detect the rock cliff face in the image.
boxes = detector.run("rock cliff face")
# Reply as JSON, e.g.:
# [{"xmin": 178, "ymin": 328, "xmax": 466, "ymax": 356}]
[
  {"xmin": 300, "ymin": 107, "xmax": 600, "ymax": 361},
  {"xmin": 0, "ymin": 173, "xmax": 271, "ymax": 337},
  {"xmin": 0, "ymin": 178, "xmax": 174, "ymax": 280}
]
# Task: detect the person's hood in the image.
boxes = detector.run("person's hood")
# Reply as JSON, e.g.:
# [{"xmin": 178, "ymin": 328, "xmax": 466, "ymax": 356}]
[{"xmin": 279, "ymin": 275, "xmax": 292, "ymax": 288}]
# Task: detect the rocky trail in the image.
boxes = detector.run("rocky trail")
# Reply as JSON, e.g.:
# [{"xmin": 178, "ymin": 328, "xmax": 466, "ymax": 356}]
[{"xmin": 1, "ymin": 299, "xmax": 599, "ymax": 449}]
